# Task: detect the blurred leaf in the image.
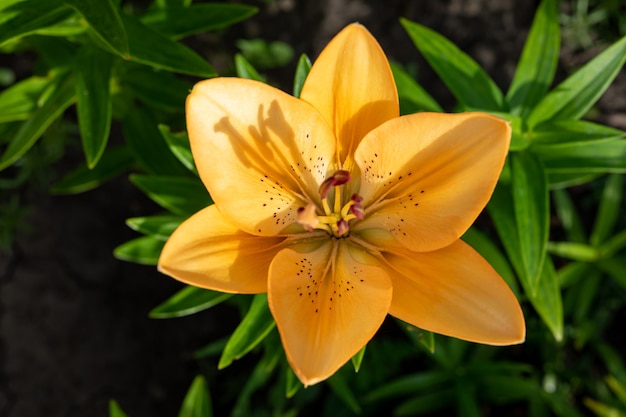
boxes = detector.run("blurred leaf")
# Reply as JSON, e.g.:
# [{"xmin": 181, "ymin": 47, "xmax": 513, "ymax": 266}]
[
  {"xmin": 285, "ymin": 367, "xmax": 301, "ymax": 398},
  {"xmin": 597, "ymin": 257, "xmax": 626, "ymax": 290},
  {"xmin": 109, "ymin": 399, "xmax": 129, "ymax": 417},
  {"xmin": 530, "ymin": 120, "xmax": 624, "ymax": 146},
  {"xmin": 547, "ymin": 242, "xmax": 599, "ymax": 262},
  {"xmin": 534, "ymin": 139, "xmax": 626, "ymax": 174},
  {"xmin": 0, "ymin": 75, "xmax": 49, "ymax": 123},
  {"xmin": 597, "ymin": 344, "xmax": 626, "ymax": 384},
  {"xmin": 395, "ymin": 388, "xmax": 455, "ymax": 416},
  {"xmin": 584, "ymin": 398, "xmax": 626, "ymax": 417},
  {"xmin": 126, "ymin": 214, "xmax": 183, "ymax": 240},
  {"xmin": 506, "ymin": 0, "xmax": 559, "ymax": 118},
  {"xmin": 122, "ymin": 107, "xmax": 189, "ymax": 176},
  {"xmin": 328, "ymin": 371, "xmax": 361, "ymax": 414},
  {"xmin": 548, "ymin": 172, "xmax": 601, "ymax": 189},
  {"xmin": 63, "ymin": 0, "xmax": 129, "ymax": 58},
  {"xmin": 237, "ymin": 38, "xmax": 293, "ymax": 69},
  {"xmin": 528, "ymin": 35, "xmax": 626, "ymax": 127},
  {"xmin": 235, "ymin": 53, "xmax": 264, "ymax": 81},
  {"xmin": 292, "ymin": 53, "xmax": 311, "ymax": 99},
  {"xmin": 51, "ymin": 145, "xmax": 134, "ymax": 194},
  {"xmin": 129, "ymin": 174, "xmax": 211, "ymax": 216},
  {"xmin": 178, "ymin": 375, "xmax": 212, "ymax": 417},
  {"xmin": 159, "ymin": 125, "xmax": 197, "ymax": 175},
  {"xmin": 398, "ymin": 320, "xmax": 435, "ymax": 354},
  {"xmin": 122, "ymin": 66, "xmax": 191, "ymax": 113},
  {"xmin": 363, "ymin": 371, "xmax": 451, "ymax": 403},
  {"xmin": 462, "ymin": 227, "xmax": 520, "ymax": 297},
  {"xmin": 143, "ymin": 4, "xmax": 257, "ymax": 40},
  {"xmin": 122, "ymin": 14, "xmax": 215, "ymax": 77},
  {"xmin": 557, "ymin": 261, "xmax": 593, "ymax": 287},
  {"xmin": 400, "ymin": 18, "xmax": 503, "ymax": 111},
  {"xmin": 74, "ymin": 45, "xmax": 113, "ymax": 168},
  {"xmin": 0, "ymin": 71, "xmax": 74, "ymax": 172},
  {"xmin": 351, "ymin": 345, "xmax": 366, "ymax": 373},
  {"xmin": 150, "ymin": 285, "xmax": 232, "ymax": 319},
  {"xmin": 218, "ymin": 294, "xmax": 276, "ymax": 369},
  {"xmin": 391, "ymin": 61, "xmax": 443, "ymax": 113},
  {"xmin": 600, "ymin": 229, "xmax": 626, "ymax": 259},
  {"xmin": 606, "ymin": 375, "xmax": 626, "ymax": 405},
  {"xmin": 455, "ymin": 379, "xmax": 481, "ymax": 417},
  {"xmin": 590, "ymin": 174, "xmax": 624, "ymax": 246},
  {"xmin": 0, "ymin": 0, "xmax": 74, "ymax": 47},
  {"xmin": 29, "ymin": 35, "xmax": 79, "ymax": 68},
  {"xmin": 479, "ymin": 375, "xmax": 538, "ymax": 404},
  {"xmin": 114, "ymin": 235, "xmax": 164, "ymax": 265},
  {"xmin": 511, "ymin": 151, "xmax": 549, "ymax": 293},
  {"xmin": 552, "ymin": 188, "xmax": 587, "ymax": 243}
]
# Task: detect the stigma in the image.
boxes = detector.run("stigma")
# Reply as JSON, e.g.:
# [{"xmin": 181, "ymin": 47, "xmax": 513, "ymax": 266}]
[{"xmin": 297, "ymin": 170, "xmax": 364, "ymax": 238}]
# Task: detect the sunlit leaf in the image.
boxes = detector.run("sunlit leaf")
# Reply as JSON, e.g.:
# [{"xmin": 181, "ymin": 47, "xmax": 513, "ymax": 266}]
[
  {"xmin": 234, "ymin": 53, "xmax": 264, "ymax": 81},
  {"xmin": 0, "ymin": 75, "xmax": 49, "ymax": 123},
  {"xmin": 150, "ymin": 285, "xmax": 232, "ymax": 319},
  {"xmin": 126, "ymin": 215, "xmax": 183, "ymax": 240},
  {"xmin": 530, "ymin": 119, "xmax": 624, "ymax": 146},
  {"xmin": 351, "ymin": 345, "xmax": 366, "ymax": 373},
  {"xmin": 158, "ymin": 125, "xmax": 197, "ymax": 175},
  {"xmin": 178, "ymin": 375, "xmax": 213, "ymax": 417},
  {"xmin": 114, "ymin": 235, "xmax": 164, "ymax": 265},
  {"xmin": 391, "ymin": 61, "xmax": 443, "ymax": 113},
  {"xmin": 0, "ymin": 1, "xmax": 74, "ymax": 47},
  {"xmin": 534, "ymin": 139, "xmax": 626, "ymax": 174},
  {"xmin": 293, "ymin": 53, "xmax": 311, "ymax": 99}
]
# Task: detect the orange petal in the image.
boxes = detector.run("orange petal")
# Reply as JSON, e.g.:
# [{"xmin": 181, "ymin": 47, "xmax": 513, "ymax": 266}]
[
  {"xmin": 158, "ymin": 205, "xmax": 287, "ymax": 293},
  {"xmin": 383, "ymin": 240, "xmax": 525, "ymax": 345},
  {"xmin": 268, "ymin": 239, "xmax": 392, "ymax": 385},
  {"xmin": 353, "ymin": 112, "xmax": 510, "ymax": 252},
  {"xmin": 300, "ymin": 24, "xmax": 399, "ymax": 166},
  {"xmin": 186, "ymin": 78, "xmax": 336, "ymax": 236}
]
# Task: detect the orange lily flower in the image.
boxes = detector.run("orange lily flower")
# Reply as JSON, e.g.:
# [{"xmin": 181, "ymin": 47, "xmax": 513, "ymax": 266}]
[{"xmin": 158, "ymin": 23, "xmax": 525, "ymax": 386}]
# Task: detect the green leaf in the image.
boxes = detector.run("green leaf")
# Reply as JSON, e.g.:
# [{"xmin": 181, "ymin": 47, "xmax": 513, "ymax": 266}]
[
  {"xmin": 0, "ymin": 1, "xmax": 74, "ymax": 47},
  {"xmin": 351, "ymin": 345, "xmax": 366, "ymax": 372},
  {"xmin": 150, "ymin": 286, "xmax": 232, "ymax": 319},
  {"xmin": 400, "ymin": 18, "xmax": 504, "ymax": 111},
  {"xmin": 130, "ymin": 175, "xmax": 210, "ymax": 216},
  {"xmin": 74, "ymin": 45, "xmax": 113, "ymax": 168},
  {"xmin": 390, "ymin": 61, "xmax": 443, "ymax": 113},
  {"xmin": 552, "ymin": 188, "xmax": 587, "ymax": 243},
  {"xmin": 590, "ymin": 173, "xmax": 624, "ymax": 246},
  {"xmin": 292, "ymin": 53, "xmax": 311, "ymax": 99},
  {"xmin": 142, "ymin": 4, "xmax": 257, "ymax": 40},
  {"xmin": 218, "ymin": 294, "xmax": 276, "ymax": 369},
  {"xmin": 122, "ymin": 14, "xmax": 215, "ymax": 77},
  {"xmin": 395, "ymin": 388, "xmax": 455, "ymax": 416},
  {"xmin": 328, "ymin": 372, "xmax": 361, "ymax": 414},
  {"xmin": 530, "ymin": 120, "xmax": 624, "ymax": 146},
  {"xmin": 557, "ymin": 261, "xmax": 593, "ymax": 287},
  {"xmin": 114, "ymin": 235, "xmax": 164, "ymax": 265},
  {"xmin": 0, "ymin": 75, "xmax": 49, "ymax": 123},
  {"xmin": 599, "ymin": 229, "xmax": 626, "ymax": 259},
  {"xmin": 63, "ymin": 0, "xmax": 129, "ymax": 58},
  {"xmin": 533, "ymin": 139, "xmax": 626, "ymax": 174},
  {"xmin": 397, "ymin": 320, "xmax": 435, "ymax": 354},
  {"xmin": 121, "ymin": 65, "xmax": 191, "ymax": 113},
  {"xmin": 462, "ymin": 227, "xmax": 520, "ymax": 297},
  {"xmin": 547, "ymin": 241, "xmax": 599, "ymax": 262},
  {"xmin": 158, "ymin": 125, "xmax": 197, "ymax": 175},
  {"xmin": 511, "ymin": 151, "xmax": 549, "ymax": 293},
  {"xmin": 51, "ymin": 145, "xmax": 134, "ymax": 194},
  {"xmin": 0, "ymin": 71, "xmax": 75, "ymax": 172},
  {"xmin": 178, "ymin": 375, "xmax": 212, "ymax": 417},
  {"xmin": 528, "ymin": 35, "xmax": 626, "ymax": 127},
  {"xmin": 363, "ymin": 371, "xmax": 451, "ymax": 403},
  {"xmin": 234, "ymin": 53, "xmax": 264, "ymax": 81},
  {"xmin": 126, "ymin": 215, "xmax": 184, "ymax": 240},
  {"xmin": 285, "ymin": 367, "xmax": 301, "ymax": 398},
  {"xmin": 455, "ymin": 379, "xmax": 481, "ymax": 417},
  {"xmin": 506, "ymin": 0, "xmax": 559, "ymax": 117},
  {"xmin": 109, "ymin": 399, "xmax": 129, "ymax": 417},
  {"xmin": 122, "ymin": 107, "xmax": 189, "ymax": 176}
]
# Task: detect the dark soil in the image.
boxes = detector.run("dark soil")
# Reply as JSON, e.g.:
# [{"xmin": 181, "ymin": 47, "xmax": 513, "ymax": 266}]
[{"xmin": 1, "ymin": 1, "xmax": 625, "ymax": 416}]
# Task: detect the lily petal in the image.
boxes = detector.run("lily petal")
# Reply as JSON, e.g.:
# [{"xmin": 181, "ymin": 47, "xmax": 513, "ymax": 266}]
[
  {"xmin": 300, "ymin": 24, "xmax": 399, "ymax": 166},
  {"xmin": 383, "ymin": 239, "xmax": 525, "ymax": 345},
  {"xmin": 158, "ymin": 205, "xmax": 287, "ymax": 293},
  {"xmin": 186, "ymin": 78, "xmax": 336, "ymax": 236},
  {"xmin": 353, "ymin": 112, "xmax": 510, "ymax": 252},
  {"xmin": 268, "ymin": 239, "xmax": 392, "ymax": 385}
]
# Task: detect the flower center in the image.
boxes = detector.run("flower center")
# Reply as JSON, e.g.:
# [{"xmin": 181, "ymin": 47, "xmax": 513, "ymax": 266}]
[{"xmin": 297, "ymin": 170, "xmax": 364, "ymax": 238}]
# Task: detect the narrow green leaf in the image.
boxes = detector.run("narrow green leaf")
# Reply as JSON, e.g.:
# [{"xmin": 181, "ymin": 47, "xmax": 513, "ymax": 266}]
[
  {"xmin": 533, "ymin": 139, "xmax": 626, "ymax": 174},
  {"xmin": 395, "ymin": 388, "xmax": 455, "ymax": 416},
  {"xmin": 590, "ymin": 173, "xmax": 624, "ymax": 246},
  {"xmin": 599, "ymin": 229, "xmax": 626, "ymax": 259},
  {"xmin": 351, "ymin": 345, "xmax": 366, "ymax": 373},
  {"xmin": 363, "ymin": 371, "xmax": 451, "ymax": 403},
  {"xmin": 455, "ymin": 379, "xmax": 481, "ymax": 417},
  {"xmin": 547, "ymin": 241, "xmax": 599, "ymax": 262},
  {"xmin": 51, "ymin": 145, "xmax": 134, "ymax": 194},
  {"xmin": 158, "ymin": 125, "xmax": 197, "ymax": 175},
  {"xmin": 0, "ymin": 75, "xmax": 49, "ymax": 123},
  {"xmin": 397, "ymin": 320, "xmax": 435, "ymax": 354},
  {"xmin": 552, "ymin": 188, "xmax": 587, "ymax": 243},
  {"xmin": 292, "ymin": 53, "xmax": 311, "ymax": 99},
  {"xmin": 114, "ymin": 235, "xmax": 164, "ymax": 265},
  {"xmin": 0, "ymin": 1, "xmax": 74, "ymax": 47},
  {"xmin": 63, "ymin": 0, "xmax": 129, "ymax": 58},
  {"xmin": 109, "ymin": 399, "xmax": 129, "ymax": 417},
  {"xmin": 218, "ymin": 294, "xmax": 276, "ymax": 369},
  {"xmin": 0, "ymin": 71, "xmax": 75, "ymax": 171},
  {"xmin": 285, "ymin": 367, "xmax": 301, "ymax": 398},
  {"xmin": 178, "ymin": 375, "xmax": 212, "ymax": 417},
  {"xmin": 129, "ymin": 174, "xmax": 211, "ymax": 216},
  {"xmin": 557, "ymin": 261, "xmax": 593, "ymax": 287},
  {"xmin": 528, "ymin": 35, "xmax": 626, "ymax": 127},
  {"xmin": 142, "ymin": 4, "xmax": 257, "ymax": 40},
  {"xmin": 75, "ymin": 45, "xmax": 113, "ymax": 168},
  {"xmin": 122, "ymin": 14, "xmax": 215, "ymax": 77},
  {"xmin": 597, "ymin": 257, "xmax": 626, "ymax": 290},
  {"xmin": 506, "ymin": 0, "xmax": 559, "ymax": 117},
  {"xmin": 530, "ymin": 120, "xmax": 624, "ymax": 146},
  {"xmin": 400, "ymin": 18, "xmax": 504, "ymax": 111},
  {"xmin": 122, "ymin": 107, "xmax": 189, "ymax": 176},
  {"xmin": 511, "ymin": 151, "xmax": 549, "ymax": 293},
  {"xmin": 548, "ymin": 172, "xmax": 601, "ymax": 189},
  {"xmin": 234, "ymin": 53, "xmax": 264, "ymax": 81},
  {"xmin": 126, "ymin": 215, "xmax": 184, "ymax": 240},
  {"xmin": 122, "ymin": 66, "xmax": 191, "ymax": 113},
  {"xmin": 391, "ymin": 61, "xmax": 443, "ymax": 113},
  {"xmin": 150, "ymin": 286, "xmax": 232, "ymax": 319},
  {"xmin": 479, "ymin": 375, "xmax": 537, "ymax": 404},
  {"xmin": 328, "ymin": 372, "xmax": 361, "ymax": 414},
  {"xmin": 606, "ymin": 375, "xmax": 626, "ymax": 405}
]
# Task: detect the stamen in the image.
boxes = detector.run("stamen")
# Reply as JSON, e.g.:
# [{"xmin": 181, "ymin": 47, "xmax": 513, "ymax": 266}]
[{"xmin": 297, "ymin": 204, "xmax": 319, "ymax": 231}]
